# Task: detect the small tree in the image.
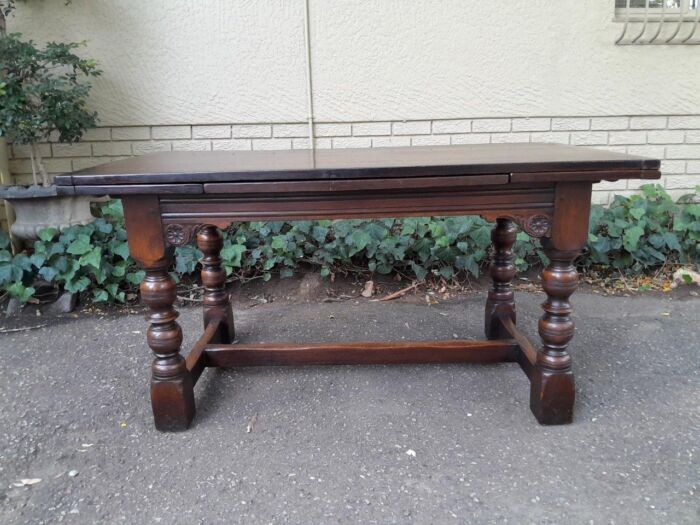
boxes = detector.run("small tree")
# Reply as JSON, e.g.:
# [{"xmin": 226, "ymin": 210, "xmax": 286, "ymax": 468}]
[
  {"xmin": 0, "ymin": 33, "xmax": 101, "ymax": 186},
  {"xmin": 0, "ymin": 1, "xmax": 17, "ymax": 36}
]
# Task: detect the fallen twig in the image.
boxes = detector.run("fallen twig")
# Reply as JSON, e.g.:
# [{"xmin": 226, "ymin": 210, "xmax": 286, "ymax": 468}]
[
  {"xmin": 617, "ymin": 271, "xmax": 634, "ymax": 293},
  {"xmin": 177, "ymin": 295, "xmax": 202, "ymax": 303},
  {"xmin": 0, "ymin": 324, "xmax": 48, "ymax": 333},
  {"xmin": 374, "ymin": 282, "xmax": 419, "ymax": 302}
]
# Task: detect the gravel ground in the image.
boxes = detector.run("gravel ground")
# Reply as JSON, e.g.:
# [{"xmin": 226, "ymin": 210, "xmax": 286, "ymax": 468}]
[{"xmin": 0, "ymin": 288, "xmax": 698, "ymax": 524}]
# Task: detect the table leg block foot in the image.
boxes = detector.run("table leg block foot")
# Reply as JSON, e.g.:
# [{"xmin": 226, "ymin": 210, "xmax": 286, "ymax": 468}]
[
  {"xmin": 529, "ymin": 369, "xmax": 574, "ymax": 425},
  {"xmin": 484, "ymin": 304, "xmax": 515, "ymax": 340},
  {"xmin": 207, "ymin": 306, "xmax": 235, "ymax": 344},
  {"xmin": 151, "ymin": 375, "xmax": 195, "ymax": 432}
]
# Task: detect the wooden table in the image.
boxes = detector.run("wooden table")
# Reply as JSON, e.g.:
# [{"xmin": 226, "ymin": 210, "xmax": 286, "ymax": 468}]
[{"xmin": 55, "ymin": 143, "xmax": 660, "ymax": 431}]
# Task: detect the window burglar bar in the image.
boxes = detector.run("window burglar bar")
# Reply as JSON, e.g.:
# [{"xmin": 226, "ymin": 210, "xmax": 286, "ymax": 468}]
[{"xmin": 615, "ymin": 0, "xmax": 700, "ymax": 44}]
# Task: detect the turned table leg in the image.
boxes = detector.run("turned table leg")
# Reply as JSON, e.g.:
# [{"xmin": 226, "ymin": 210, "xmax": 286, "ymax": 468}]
[
  {"xmin": 530, "ymin": 182, "xmax": 591, "ymax": 425},
  {"xmin": 196, "ymin": 225, "xmax": 235, "ymax": 343},
  {"xmin": 485, "ymin": 218, "xmax": 517, "ymax": 339},
  {"xmin": 141, "ymin": 267, "xmax": 195, "ymax": 431},
  {"xmin": 123, "ymin": 195, "xmax": 195, "ymax": 431},
  {"xmin": 530, "ymin": 242, "xmax": 578, "ymax": 424}
]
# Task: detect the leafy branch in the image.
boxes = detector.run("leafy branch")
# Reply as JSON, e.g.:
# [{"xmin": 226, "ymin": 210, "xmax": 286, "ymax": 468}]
[{"xmin": 0, "ymin": 31, "xmax": 100, "ymax": 186}]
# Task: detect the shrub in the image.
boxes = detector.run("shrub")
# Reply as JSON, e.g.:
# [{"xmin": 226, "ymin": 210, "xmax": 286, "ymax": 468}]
[
  {"xmin": 0, "ymin": 200, "xmax": 143, "ymax": 303},
  {"xmin": 0, "ymin": 33, "xmax": 101, "ymax": 186},
  {"xmin": 586, "ymin": 185, "xmax": 699, "ymax": 272}
]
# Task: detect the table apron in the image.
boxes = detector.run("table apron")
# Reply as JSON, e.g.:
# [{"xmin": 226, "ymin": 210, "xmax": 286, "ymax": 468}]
[{"xmin": 158, "ymin": 184, "xmax": 555, "ymax": 224}]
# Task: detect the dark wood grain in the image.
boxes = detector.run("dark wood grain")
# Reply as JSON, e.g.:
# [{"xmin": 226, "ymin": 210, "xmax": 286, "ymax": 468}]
[
  {"xmin": 529, "ymin": 182, "xmax": 592, "ymax": 425},
  {"xmin": 54, "ymin": 143, "xmax": 659, "ymax": 187},
  {"xmin": 159, "ymin": 184, "xmax": 555, "ymax": 224},
  {"xmin": 510, "ymin": 168, "xmax": 661, "ymax": 183},
  {"xmin": 484, "ymin": 218, "xmax": 517, "ymax": 339},
  {"xmin": 56, "ymin": 183, "xmax": 203, "ymax": 196},
  {"xmin": 196, "ymin": 226, "xmax": 235, "ymax": 343},
  {"xmin": 205, "ymin": 339, "xmax": 519, "ymax": 367},
  {"xmin": 185, "ymin": 319, "xmax": 221, "ymax": 386},
  {"xmin": 500, "ymin": 318, "xmax": 537, "ymax": 365},
  {"xmin": 203, "ymin": 173, "xmax": 509, "ymax": 193},
  {"xmin": 122, "ymin": 196, "xmax": 195, "ymax": 431}
]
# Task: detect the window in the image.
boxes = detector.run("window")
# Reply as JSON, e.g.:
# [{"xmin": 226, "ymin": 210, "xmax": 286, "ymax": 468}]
[
  {"xmin": 615, "ymin": 0, "xmax": 699, "ymax": 21},
  {"xmin": 615, "ymin": 0, "xmax": 700, "ymax": 44}
]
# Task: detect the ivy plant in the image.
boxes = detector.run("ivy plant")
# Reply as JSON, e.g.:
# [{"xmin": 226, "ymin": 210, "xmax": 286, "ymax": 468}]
[
  {"xmin": 0, "ymin": 200, "xmax": 143, "ymax": 303},
  {"xmin": 586, "ymin": 184, "xmax": 700, "ymax": 273}
]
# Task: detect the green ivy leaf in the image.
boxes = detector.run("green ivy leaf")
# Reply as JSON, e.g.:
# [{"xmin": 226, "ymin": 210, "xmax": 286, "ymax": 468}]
[
  {"xmin": 271, "ymin": 235, "xmax": 287, "ymax": 251},
  {"xmin": 79, "ymin": 246, "xmax": 102, "ymax": 269},
  {"xmin": 629, "ymin": 207, "xmax": 646, "ymax": 220},
  {"xmin": 221, "ymin": 244, "xmax": 246, "ymax": 268},
  {"xmin": 29, "ymin": 253, "xmax": 46, "ymax": 268},
  {"xmin": 112, "ymin": 241, "xmax": 130, "ymax": 260},
  {"xmin": 410, "ymin": 261, "xmax": 427, "ymax": 281},
  {"xmin": 435, "ymin": 236, "xmax": 451, "ymax": 248},
  {"xmin": 0, "ymin": 262, "xmax": 14, "ymax": 285},
  {"xmin": 174, "ymin": 245, "xmax": 202, "ymax": 274},
  {"xmin": 439, "ymin": 266, "xmax": 454, "ymax": 279},
  {"xmin": 93, "ymin": 289, "xmax": 109, "ymax": 302},
  {"xmin": 101, "ymin": 199, "xmax": 124, "ymax": 219},
  {"xmin": 66, "ymin": 234, "xmax": 92, "ymax": 255},
  {"xmin": 64, "ymin": 276, "xmax": 90, "ymax": 293},
  {"xmin": 469, "ymin": 226, "xmax": 492, "ymax": 250},
  {"xmin": 348, "ymin": 230, "xmax": 372, "ymax": 256},
  {"xmin": 126, "ymin": 271, "xmax": 145, "ymax": 285},
  {"xmin": 662, "ymin": 232, "xmax": 681, "ymax": 252},
  {"xmin": 38, "ymin": 266, "xmax": 59, "ymax": 282},
  {"xmin": 37, "ymin": 227, "xmax": 58, "ymax": 242},
  {"xmin": 48, "ymin": 242, "xmax": 66, "ymax": 257},
  {"xmin": 312, "ymin": 225, "xmax": 329, "ymax": 243},
  {"xmin": 93, "ymin": 219, "xmax": 113, "ymax": 234},
  {"xmin": 7, "ymin": 282, "xmax": 35, "ymax": 303},
  {"xmin": 112, "ymin": 261, "xmax": 127, "ymax": 277},
  {"xmin": 623, "ymin": 226, "xmax": 645, "ymax": 252}
]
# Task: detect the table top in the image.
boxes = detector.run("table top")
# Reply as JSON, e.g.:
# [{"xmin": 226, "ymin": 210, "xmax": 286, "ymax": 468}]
[{"xmin": 55, "ymin": 143, "xmax": 659, "ymax": 190}]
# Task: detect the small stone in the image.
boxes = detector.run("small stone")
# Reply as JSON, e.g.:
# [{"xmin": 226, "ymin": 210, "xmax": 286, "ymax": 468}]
[
  {"xmin": 405, "ymin": 449, "xmax": 416, "ymax": 457},
  {"xmin": 46, "ymin": 291, "xmax": 77, "ymax": 315},
  {"xmin": 5, "ymin": 297, "xmax": 22, "ymax": 316},
  {"xmin": 68, "ymin": 470, "xmax": 79, "ymax": 477},
  {"xmin": 298, "ymin": 272, "xmax": 324, "ymax": 299}
]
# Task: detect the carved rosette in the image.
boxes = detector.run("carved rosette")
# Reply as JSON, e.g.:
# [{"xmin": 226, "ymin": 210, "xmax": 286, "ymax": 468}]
[
  {"xmin": 522, "ymin": 214, "xmax": 552, "ymax": 238},
  {"xmin": 164, "ymin": 223, "xmax": 202, "ymax": 247},
  {"xmin": 480, "ymin": 213, "xmax": 552, "ymax": 238}
]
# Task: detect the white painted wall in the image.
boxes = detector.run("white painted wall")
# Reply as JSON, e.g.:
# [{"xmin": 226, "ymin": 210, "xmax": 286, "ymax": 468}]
[{"xmin": 11, "ymin": 0, "xmax": 700, "ymax": 126}]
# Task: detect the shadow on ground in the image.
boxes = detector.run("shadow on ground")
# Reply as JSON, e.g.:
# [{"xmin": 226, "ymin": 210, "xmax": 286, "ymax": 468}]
[{"xmin": 0, "ymin": 289, "xmax": 698, "ymax": 524}]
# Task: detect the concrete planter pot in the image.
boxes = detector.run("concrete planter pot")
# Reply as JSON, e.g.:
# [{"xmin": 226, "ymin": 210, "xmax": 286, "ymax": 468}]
[{"xmin": 0, "ymin": 185, "xmax": 99, "ymax": 241}]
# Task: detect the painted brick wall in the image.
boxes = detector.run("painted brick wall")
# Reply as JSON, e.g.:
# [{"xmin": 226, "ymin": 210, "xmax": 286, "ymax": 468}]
[{"xmin": 6, "ymin": 115, "xmax": 700, "ymax": 213}]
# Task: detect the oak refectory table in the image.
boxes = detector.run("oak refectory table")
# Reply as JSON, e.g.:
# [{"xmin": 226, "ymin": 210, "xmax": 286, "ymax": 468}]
[{"xmin": 55, "ymin": 143, "xmax": 660, "ymax": 431}]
